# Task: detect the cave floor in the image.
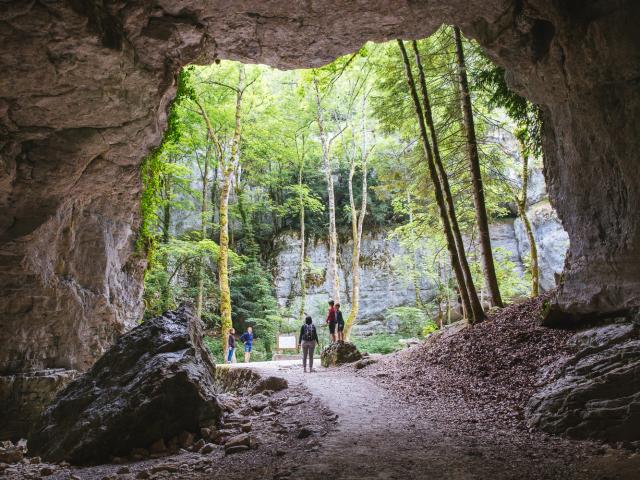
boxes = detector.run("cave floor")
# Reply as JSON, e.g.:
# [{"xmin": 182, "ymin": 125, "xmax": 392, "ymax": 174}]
[
  {"xmin": 8, "ymin": 360, "xmax": 639, "ymax": 480},
  {"xmin": 242, "ymin": 360, "xmax": 640, "ymax": 480}
]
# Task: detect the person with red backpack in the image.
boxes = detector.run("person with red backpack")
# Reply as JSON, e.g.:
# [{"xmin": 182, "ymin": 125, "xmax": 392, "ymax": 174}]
[
  {"xmin": 326, "ymin": 300, "xmax": 337, "ymax": 343},
  {"xmin": 298, "ymin": 316, "xmax": 319, "ymax": 372}
]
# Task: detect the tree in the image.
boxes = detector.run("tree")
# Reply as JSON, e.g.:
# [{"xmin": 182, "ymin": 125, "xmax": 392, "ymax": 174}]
[
  {"xmin": 218, "ymin": 65, "xmax": 248, "ymax": 354},
  {"xmin": 311, "ymin": 74, "xmax": 344, "ymax": 303},
  {"xmin": 516, "ymin": 131, "xmax": 540, "ymax": 297},
  {"xmin": 474, "ymin": 40, "xmax": 544, "ymax": 298},
  {"xmin": 397, "ymin": 39, "xmax": 486, "ymax": 324},
  {"xmin": 399, "ymin": 39, "xmax": 486, "ymax": 323},
  {"xmin": 343, "ymin": 92, "xmax": 373, "ymax": 340},
  {"xmin": 452, "ymin": 27, "xmax": 503, "ymax": 308}
]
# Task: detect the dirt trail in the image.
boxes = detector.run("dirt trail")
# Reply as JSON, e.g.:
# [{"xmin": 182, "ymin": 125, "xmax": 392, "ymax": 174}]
[{"xmin": 246, "ymin": 360, "xmax": 640, "ymax": 480}]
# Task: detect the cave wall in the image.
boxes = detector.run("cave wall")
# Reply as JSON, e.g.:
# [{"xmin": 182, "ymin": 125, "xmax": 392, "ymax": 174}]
[{"xmin": 1, "ymin": 0, "xmax": 639, "ymax": 378}]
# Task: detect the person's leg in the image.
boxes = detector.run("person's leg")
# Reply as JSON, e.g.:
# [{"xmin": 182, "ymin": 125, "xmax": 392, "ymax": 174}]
[
  {"xmin": 227, "ymin": 348, "xmax": 233, "ymax": 363},
  {"xmin": 308, "ymin": 343, "xmax": 315, "ymax": 371},
  {"xmin": 302, "ymin": 341, "xmax": 309, "ymax": 371}
]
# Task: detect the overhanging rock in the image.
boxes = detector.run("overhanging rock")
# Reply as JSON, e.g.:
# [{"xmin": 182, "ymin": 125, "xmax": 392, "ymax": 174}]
[{"xmin": 29, "ymin": 304, "xmax": 221, "ymax": 464}]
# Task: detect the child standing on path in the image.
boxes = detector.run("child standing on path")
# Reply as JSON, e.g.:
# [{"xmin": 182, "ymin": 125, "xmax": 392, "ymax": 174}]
[
  {"xmin": 226, "ymin": 328, "xmax": 236, "ymax": 364},
  {"xmin": 239, "ymin": 326, "xmax": 254, "ymax": 363},
  {"xmin": 298, "ymin": 316, "xmax": 319, "ymax": 372},
  {"xmin": 326, "ymin": 300, "xmax": 337, "ymax": 343},
  {"xmin": 336, "ymin": 303, "xmax": 345, "ymax": 342}
]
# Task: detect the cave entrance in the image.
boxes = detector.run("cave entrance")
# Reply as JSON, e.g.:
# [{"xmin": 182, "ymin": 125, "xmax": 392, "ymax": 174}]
[
  {"xmin": 1, "ymin": 0, "xmax": 638, "ymax": 454},
  {"xmin": 143, "ymin": 27, "xmax": 562, "ymax": 364}
]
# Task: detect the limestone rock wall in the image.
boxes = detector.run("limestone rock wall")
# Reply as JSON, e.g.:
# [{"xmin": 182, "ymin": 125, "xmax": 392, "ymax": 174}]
[
  {"xmin": 1, "ymin": 1, "xmax": 639, "ymax": 376},
  {"xmin": 0, "ymin": 369, "xmax": 78, "ymax": 441},
  {"xmin": 274, "ymin": 234, "xmax": 438, "ymax": 334},
  {"xmin": 274, "ymin": 212, "xmax": 566, "ymax": 334}
]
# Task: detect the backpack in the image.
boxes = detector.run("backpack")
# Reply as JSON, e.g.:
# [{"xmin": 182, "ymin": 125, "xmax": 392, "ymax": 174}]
[{"xmin": 302, "ymin": 324, "xmax": 315, "ymax": 342}]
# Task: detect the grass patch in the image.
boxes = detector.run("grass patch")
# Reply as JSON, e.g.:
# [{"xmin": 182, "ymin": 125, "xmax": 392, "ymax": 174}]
[{"xmin": 352, "ymin": 334, "xmax": 405, "ymax": 355}]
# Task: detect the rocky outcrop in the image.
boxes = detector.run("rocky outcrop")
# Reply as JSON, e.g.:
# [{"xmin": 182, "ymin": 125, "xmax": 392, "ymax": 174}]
[
  {"xmin": 321, "ymin": 342, "xmax": 363, "ymax": 367},
  {"xmin": 0, "ymin": 369, "xmax": 78, "ymax": 441},
  {"xmin": 28, "ymin": 305, "xmax": 221, "ymax": 464},
  {"xmin": 526, "ymin": 319, "xmax": 640, "ymax": 443}
]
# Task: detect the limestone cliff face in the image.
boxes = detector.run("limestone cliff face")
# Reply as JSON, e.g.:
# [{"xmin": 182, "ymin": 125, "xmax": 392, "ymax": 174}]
[
  {"xmin": 274, "ymin": 234, "xmax": 437, "ymax": 335},
  {"xmin": 1, "ymin": 1, "xmax": 639, "ymax": 375},
  {"xmin": 274, "ymin": 213, "xmax": 567, "ymax": 334}
]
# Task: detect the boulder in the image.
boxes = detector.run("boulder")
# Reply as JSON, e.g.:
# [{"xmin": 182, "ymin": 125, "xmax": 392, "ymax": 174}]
[
  {"xmin": 321, "ymin": 342, "xmax": 362, "ymax": 367},
  {"xmin": 28, "ymin": 305, "xmax": 221, "ymax": 464},
  {"xmin": 0, "ymin": 440, "xmax": 25, "ymax": 464},
  {"xmin": 251, "ymin": 376, "xmax": 288, "ymax": 394},
  {"xmin": 526, "ymin": 320, "xmax": 640, "ymax": 442}
]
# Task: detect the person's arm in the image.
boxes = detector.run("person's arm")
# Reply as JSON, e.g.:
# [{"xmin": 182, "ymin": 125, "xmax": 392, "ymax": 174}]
[
  {"xmin": 313, "ymin": 326, "xmax": 319, "ymax": 343},
  {"xmin": 239, "ymin": 333, "xmax": 246, "ymax": 343},
  {"xmin": 299, "ymin": 326, "xmax": 304, "ymax": 345}
]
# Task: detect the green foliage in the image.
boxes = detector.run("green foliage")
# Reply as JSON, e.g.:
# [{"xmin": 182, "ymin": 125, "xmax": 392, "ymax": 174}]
[
  {"xmin": 422, "ymin": 319, "xmax": 439, "ymax": 336},
  {"xmin": 352, "ymin": 334, "xmax": 404, "ymax": 355},
  {"xmin": 230, "ymin": 259, "xmax": 282, "ymax": 358},
  {"xmin": 387, "ymin": 306, "xmax": 430, "ymax": 337},
  {"xmin": 203, "ymin": 336, "xmax": 224, "ymax": 362},
  {"xmin": 141, "ymin": 28, "xmax": 542, "ymax": 348}
]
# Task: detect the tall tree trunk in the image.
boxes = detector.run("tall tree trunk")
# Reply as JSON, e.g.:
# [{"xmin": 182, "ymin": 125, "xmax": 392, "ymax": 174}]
[
  {"xmin": 312, "ymin": 76, "xmax": 340, "ymax": 303},
  {"xmin": 219, "ymin": 65, "xmax": 245, "ymax": 355},
  {"xmin": 196, "ymin": 143, "xmax": 211, "ymax": 319},
  {"xmin": 398, "ymin": 40, "xmax": 481, "ymax": 324},
  {"xmin": 344, "ymin": 97, "xmax": 369, "ymax": 341},
  {"xmin": 411, "ymin": 40, "xmax": 484, "ymax": 322},
  {"xmin": 297, "ymin": 161, "xmax": 307, "ymax": 321},
  {"xmin": 516, "ymin": 136, "xmax": 540, "ymax": 297},
  {"xmin": 161, "ymin": 173, "xmax": 172, "ymax": 311},
  {"xmin": 210, "ymin": 163, "xmax": 218, "ymax": 240},
  {"xmin": 452, "ymin": 28, "xmax": 503, "ymax": 308}
]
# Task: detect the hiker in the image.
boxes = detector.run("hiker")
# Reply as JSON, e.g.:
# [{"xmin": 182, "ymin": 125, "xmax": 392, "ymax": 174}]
[
  {"xmin": 226, "ymin": 328, "xmax": 236, "ymax": 364},
  {"xmin": 239, "ymin": 327, "xmax": 254, "ymax": 363},
  {"xmin": 336, "ymin": 303, "xmax": 345, "ymax": 342},
  {"xmin": 298, "ymin": 316, "xmax": 319, "ymax": 372},
  {"xmin": 326, "ymin": 300, "xmax": 337, "ymax": 343}
]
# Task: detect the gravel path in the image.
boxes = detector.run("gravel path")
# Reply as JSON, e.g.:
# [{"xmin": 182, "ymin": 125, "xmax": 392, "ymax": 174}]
[
  {"xmin": 246, "ymin": 360, "xmax": 640, "ymax": 480},
  {"xmin": 4, "ymin": 359, "xmax": 638, "ymax": 479}
]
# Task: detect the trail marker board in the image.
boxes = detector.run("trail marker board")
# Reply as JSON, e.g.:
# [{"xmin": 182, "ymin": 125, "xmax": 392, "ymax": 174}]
[{"xmin": 277, "ymin": 334, "xmax": 297, "ymax": 350}]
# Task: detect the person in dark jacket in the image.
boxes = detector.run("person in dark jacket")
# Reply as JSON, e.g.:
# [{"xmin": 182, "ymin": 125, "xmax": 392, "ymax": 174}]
[
  {"xmin": 226, "ymin": 328, "xmax": 236, "ymax": 364},
  {"xmin": 239, "ymin": 327, "xmax": 254, "ymax": 363},
  {"xmin": 335, "ymin": 303, "xmax": 345, "ymax": 342},
  {"xmin": 298, "ymin": 316, "xmax": 319, "ymax": 372}
]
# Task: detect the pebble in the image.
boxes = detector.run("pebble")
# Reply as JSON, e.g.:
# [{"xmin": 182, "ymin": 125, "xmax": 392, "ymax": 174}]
[
  {"xmin": 225, "ymin": 445, "xmax": 250, "ymax": 455},
  {"xmin": 151, "ymin": 463, "xmax": 179, "ymax": 473},
  {"xmin": 39, "ymin": 465, "xmax": 55, "ymax": 476},
  {"xmin": 192, "ymin": 438, "xmax": 206, "ymax": 452},
  {"xmin": 224, "ymin": 433, "xmax": 251, "ymax": 449},
  {"xmin": 117, "ymin": 466, "xmax": 131, "ymax": 474},
  {"xmin": 200, "ymin": 443, "xmax": 215, "ymax": 454}
]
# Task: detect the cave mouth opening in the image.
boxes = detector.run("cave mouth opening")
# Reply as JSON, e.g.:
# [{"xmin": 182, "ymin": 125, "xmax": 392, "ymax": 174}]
[
  {"xmin": 143, "ymin": 26, "xmax": 555, "ymax": 365},
  {"xmin": 1, "ymin": 0, "xmax": 639, "ymax": 452}
]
